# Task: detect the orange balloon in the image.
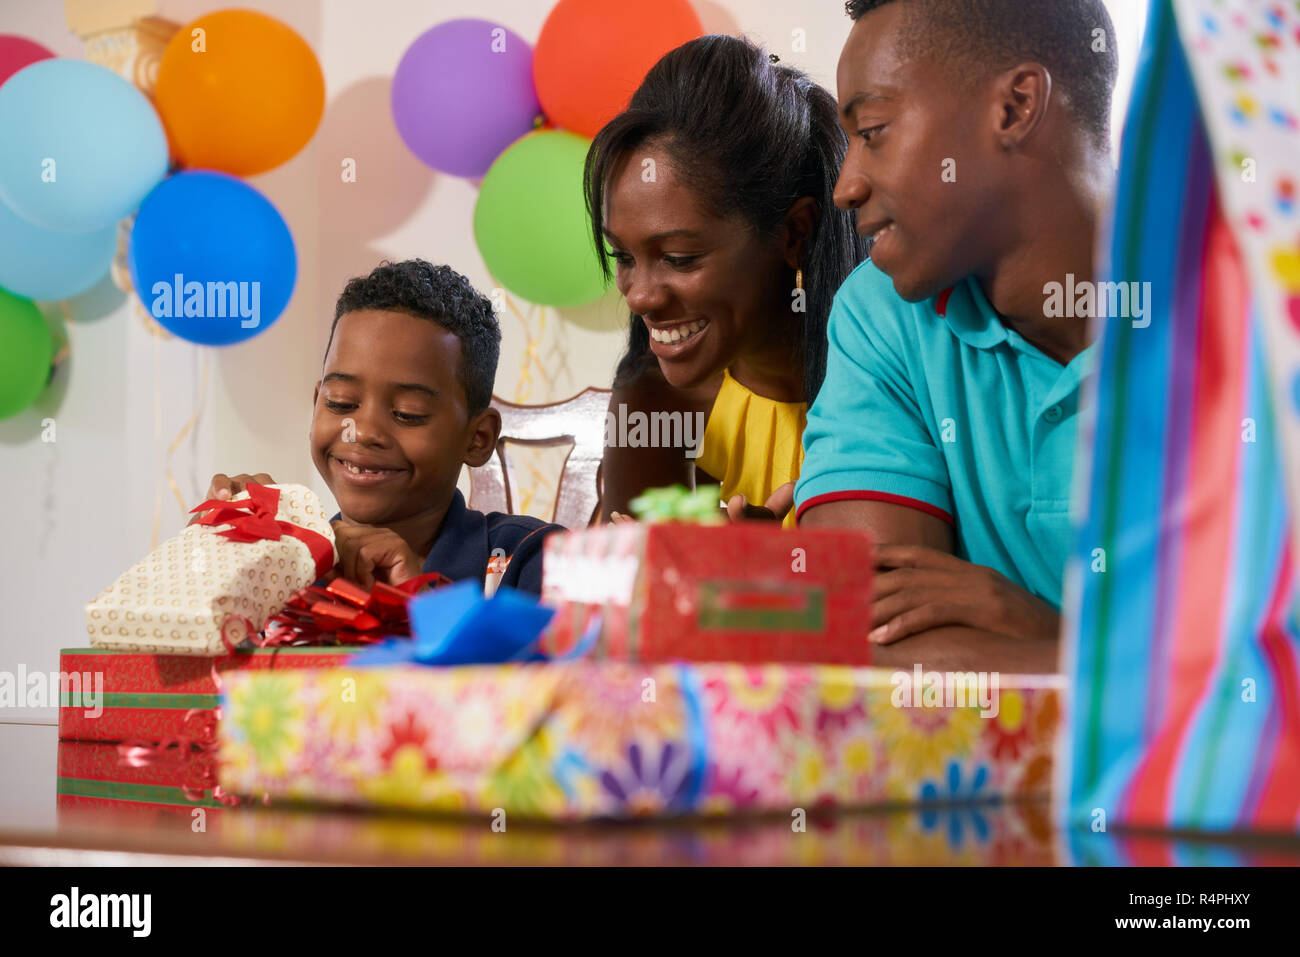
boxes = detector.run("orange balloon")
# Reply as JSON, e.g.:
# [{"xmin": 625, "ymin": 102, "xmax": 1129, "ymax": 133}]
[
  {"xmin": 533, "ymin": 0, "xmax": 702, "ymax": 139},
  {"xmin": 153, "ymin": 10, "xmax": 324, "ymax": 176}
]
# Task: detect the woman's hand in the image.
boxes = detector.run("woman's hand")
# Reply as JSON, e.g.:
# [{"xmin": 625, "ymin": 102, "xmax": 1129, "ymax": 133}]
[
  {"xmin": 190, "ymin": 472, "xmax": 275, "ymax": 524},
  {"xmin": 725, "ymin": 482, "xmax": 795, "ymax": 522},
  {"xmin": 331, "ymin": 522, "xmax": 424, "ymax": 588},
  {"xmin": 868, "ymin": 544, "xmax": 1060, "ymax": 645}
]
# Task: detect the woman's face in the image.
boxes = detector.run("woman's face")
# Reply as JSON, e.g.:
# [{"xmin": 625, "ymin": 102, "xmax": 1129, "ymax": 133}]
[{"xmin": 602, "ymin": 147, "xmax": 789, "ymax": 390}]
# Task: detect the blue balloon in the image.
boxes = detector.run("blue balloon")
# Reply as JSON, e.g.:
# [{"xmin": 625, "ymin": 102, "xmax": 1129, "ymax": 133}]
[
  {"xmin": 0, "ymin": 195, "xmax": 115, "ymax": 300},
  {"xmin": 0, "ymin": 59, "xmax": 168, "ymax": 233},
  {"xmin": 128, "ymin": 171, "xmax": 297, "ymax": 346}
]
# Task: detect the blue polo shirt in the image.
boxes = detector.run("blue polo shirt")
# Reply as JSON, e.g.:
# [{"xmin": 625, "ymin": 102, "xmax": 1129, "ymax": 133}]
[
  {"xmin": 794, "ymin": 261, "xmax": 1094, "ymax": 608},
  {"xmin": 331, "ymin": 490, "xmax": 563, "ymax": 595}
]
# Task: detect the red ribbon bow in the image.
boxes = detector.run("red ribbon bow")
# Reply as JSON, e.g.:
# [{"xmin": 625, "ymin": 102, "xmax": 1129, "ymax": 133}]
[{"xmin": 189, "ymin": 482, "xmax": 334, "ymax": 580}]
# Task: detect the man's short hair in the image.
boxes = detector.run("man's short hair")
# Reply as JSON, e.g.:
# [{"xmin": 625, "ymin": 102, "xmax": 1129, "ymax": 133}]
[{"xmin": 845, "ymin": 0, "xmax": 1119, "ymax": 149}]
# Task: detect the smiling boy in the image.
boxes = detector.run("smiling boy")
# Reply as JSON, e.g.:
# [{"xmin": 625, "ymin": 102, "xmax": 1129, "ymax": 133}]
[
  {"xmin": 796, "ymin": 0, "xmax": 1119, "ymax": 672},
  {"xmin": 204, "ymin": 260, "xmax": 561, "ymax": 595}
]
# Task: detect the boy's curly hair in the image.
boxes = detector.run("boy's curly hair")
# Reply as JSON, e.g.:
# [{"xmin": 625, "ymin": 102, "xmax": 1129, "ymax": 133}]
[{"xmin": 328, "ymin": 259, "xmax": 501, "ymax": 413}]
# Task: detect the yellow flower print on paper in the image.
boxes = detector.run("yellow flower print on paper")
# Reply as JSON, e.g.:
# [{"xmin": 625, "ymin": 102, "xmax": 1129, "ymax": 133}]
[
  {"xmin": 869, "ymin": 691, "xmax": 984, "ymax": 795},
  {"xmin": 229, "ymin": 672, "xmax": 304, "ymax": 779},
  {"xmin": 318, "ymin": 669, "xmax": 387, "ymax": 744}
]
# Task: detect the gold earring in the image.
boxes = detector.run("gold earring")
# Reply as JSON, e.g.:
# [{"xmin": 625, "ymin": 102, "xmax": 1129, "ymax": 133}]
[{"xmin": 795, "ymin": 268, "xmax": 804, "ymax": 292}]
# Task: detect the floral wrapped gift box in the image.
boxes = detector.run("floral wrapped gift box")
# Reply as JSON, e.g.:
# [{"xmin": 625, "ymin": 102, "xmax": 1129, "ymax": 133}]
[{"xmin": 218, "ymin": 663, "xmax": 1062, "ymax": 820}]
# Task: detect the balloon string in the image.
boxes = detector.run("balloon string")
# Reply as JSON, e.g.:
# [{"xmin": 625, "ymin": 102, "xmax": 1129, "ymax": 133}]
[
  {"xmin": 151, "ymin": 331, "xmax": 162, "ymax": 549},
  {"xmin": 165, "ymin": 349, "xmax": 208, "ymax": 519}
]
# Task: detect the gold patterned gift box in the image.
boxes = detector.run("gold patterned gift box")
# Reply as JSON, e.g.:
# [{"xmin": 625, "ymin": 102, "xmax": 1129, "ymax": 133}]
[{"xmin": 85, "ymin": 484, "xmax": 336, "ymax": 656}]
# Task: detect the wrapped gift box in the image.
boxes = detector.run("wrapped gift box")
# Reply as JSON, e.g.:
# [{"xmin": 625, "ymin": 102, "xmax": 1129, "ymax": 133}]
[
  {"xmin": 540, "ymin": 523, "xmax": 875, "ymax": 664},
  {"xmin": 58, "ymin": 646, "xmax": 357, "ymax": 743},
  {"xmin": 85, "ymin": 483, "xmax": 336, "ymax": 656},
  {"xmin": 218, "ymin": 663, "xmax": 1062, "ymax": 821},
  {"xmin": 57, "ymin": 739, "xmax": 226, "ymax": 820}
]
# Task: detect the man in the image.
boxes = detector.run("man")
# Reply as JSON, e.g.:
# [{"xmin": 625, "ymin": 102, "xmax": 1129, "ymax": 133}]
[{"xmin": 797, "ymin": 0, "xmax": 1120, "ymax": 672}]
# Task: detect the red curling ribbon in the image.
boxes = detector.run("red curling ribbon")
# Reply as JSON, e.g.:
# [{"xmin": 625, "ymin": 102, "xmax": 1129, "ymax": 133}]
[
  {"xmin": 189, "ymin": 482, "xmax": 334, "ymax": 580},
  {"xmin": 259, "ymin": 571, "xmax": 451, "ymax": 646}
]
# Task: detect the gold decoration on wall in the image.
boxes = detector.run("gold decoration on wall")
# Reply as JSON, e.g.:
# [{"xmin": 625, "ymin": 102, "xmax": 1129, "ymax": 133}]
[
  {"xmin": 66, "ymin": 1, "xmax": 178, "ymax": 99},
  {"xmin": 498, "ymin": 291, "xmax": 576, "ymax": 521}
]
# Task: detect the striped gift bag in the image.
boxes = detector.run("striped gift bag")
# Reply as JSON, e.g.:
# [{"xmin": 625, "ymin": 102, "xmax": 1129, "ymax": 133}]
[{"xmin": 1062, "ymin": 0, "xmax": 1300, "ymax": 836}]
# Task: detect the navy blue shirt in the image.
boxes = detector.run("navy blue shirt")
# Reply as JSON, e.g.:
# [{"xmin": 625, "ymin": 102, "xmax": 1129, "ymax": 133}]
[{"xmin": 332, "ymin": 491, "xmax": 564, "ymax": 595}]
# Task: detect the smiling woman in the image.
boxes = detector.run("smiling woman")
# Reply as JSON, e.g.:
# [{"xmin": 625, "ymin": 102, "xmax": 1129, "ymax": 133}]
[{"xmin": 584, "ymin": 35, "xmax": 868, "ymax": 525}]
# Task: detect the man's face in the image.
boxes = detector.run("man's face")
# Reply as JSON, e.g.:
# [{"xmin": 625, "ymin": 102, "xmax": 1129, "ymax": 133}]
[
  {"xmin": 603, "ymin": 146, "xmax": 788, "ymax": 390},
  {"xmin": 311, "ymin": 309, "xmax": 474, "ymax": 526},
  {"xmin": 834, "ymin": 4, "xmax": 998, "ymax": 301}
]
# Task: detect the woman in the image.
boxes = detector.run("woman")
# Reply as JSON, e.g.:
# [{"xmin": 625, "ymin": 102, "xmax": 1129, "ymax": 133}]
[{"xmin": 585, "ymin": 35, "xmax": 867, "ymax": 525}]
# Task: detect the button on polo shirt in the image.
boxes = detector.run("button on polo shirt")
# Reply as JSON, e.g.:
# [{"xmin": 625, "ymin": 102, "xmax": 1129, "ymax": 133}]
[{"xmin": 794, "ymin": 260, "xmax": 1094, "ymax": 609}]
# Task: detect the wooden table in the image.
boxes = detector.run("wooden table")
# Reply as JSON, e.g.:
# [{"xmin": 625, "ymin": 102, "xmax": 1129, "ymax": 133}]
[{"xmin": 3, "ymin": 723, "xmax": 1296, "ymax": 866}]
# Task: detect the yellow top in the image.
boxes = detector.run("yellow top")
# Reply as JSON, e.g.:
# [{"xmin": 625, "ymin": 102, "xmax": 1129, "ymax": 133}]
[{"xmin": 696, "ymin": 368, "xmax": 808, "ymax": 529}]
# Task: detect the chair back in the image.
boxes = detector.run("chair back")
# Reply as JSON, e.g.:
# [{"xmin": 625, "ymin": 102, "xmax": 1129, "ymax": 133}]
[{"xmin": 467, "ymin": 387, "xmax": 610, "ymax": 529}]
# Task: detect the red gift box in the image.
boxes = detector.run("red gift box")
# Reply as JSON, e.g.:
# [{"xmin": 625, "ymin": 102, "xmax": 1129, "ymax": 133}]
[
  {"xmin": 540, "ymin": 523, "xmax": 874, "ymax": 664},
  {"xmin": 58, "ymin": 646, "xmax": 357, "ymax": 743},
  {"xmin": 56, "ymin": 739, "xmax": 226, "ymax": 820}
]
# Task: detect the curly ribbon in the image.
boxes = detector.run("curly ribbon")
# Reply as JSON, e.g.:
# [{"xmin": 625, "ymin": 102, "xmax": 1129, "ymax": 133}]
[
  {"xmin": 257, "ymin": 571, "xmax": 451, "ymax": 646},
  {"xmin": 189, "ymin": 482, "xmax": 334, "ymax": 580},
  {"xmin": 116, "ymin": 708, "xmax": 243, "ymax": 807},
  {"xmin": 629, "ymin": 483, "xmax": 726, "ymax": 524}
]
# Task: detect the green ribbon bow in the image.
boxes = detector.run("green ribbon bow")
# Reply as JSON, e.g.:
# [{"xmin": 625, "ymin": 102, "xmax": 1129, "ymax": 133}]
[{"xmin": 628, "ymin": 484, "xmax": 725, "ymax": 525}]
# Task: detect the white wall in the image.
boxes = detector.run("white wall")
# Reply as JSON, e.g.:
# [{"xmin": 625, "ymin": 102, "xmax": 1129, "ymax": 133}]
[{"xmin": 0, "ymin": 0, "xmax": 1144, "ymax": 724}]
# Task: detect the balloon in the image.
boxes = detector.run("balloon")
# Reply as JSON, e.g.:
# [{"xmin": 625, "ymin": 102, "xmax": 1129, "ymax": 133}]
[
  {"xmin": 473, "ymin": 131, "xmax": 608, "ymax": 307},
  {"xmin": 154, "ymin": 10, "xmax": 324, "ymax": 176},
  {"xmin": 0, "ymin": 59, "xmax": 168, "ymax": 233},
  {"xmin": 533, "ymin": 0, "xmax": 702, "ymax": 138},
  {"xmin": 0, "ymin": 287, "xmax": 53, "ymax": 418},
  {"xmin": 392, "ymin": 19, "xmax": 542, "ymax": 178},
  {"xmin": 0, "ymin": 34, "xmax": 54, "ymax": 87},
  {"xmin": 0, "ymin": 196, "xmax": 115, "ymax": 300},
  {"xmin": 128, "ymin": 172, "xmax": 297, "ymax": 346}
]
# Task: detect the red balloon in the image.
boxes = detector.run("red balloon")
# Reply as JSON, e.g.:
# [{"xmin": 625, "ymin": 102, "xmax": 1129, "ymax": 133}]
[
  {"xmin": 0, "ymin": 35, "xmax": 55, "ymax": 88},
  {"xmin": 533, "ymin": 0, "xmax": 702, "ymax": 138}
]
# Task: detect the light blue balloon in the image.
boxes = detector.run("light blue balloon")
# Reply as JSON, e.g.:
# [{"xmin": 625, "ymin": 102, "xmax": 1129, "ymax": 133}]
[
  {"xmin": 0, "ymin": 59, "xmax": 168, "ymax": 234},
  {"xmin": 0, "ymin": 195, "xmax": 115, "ymax": 300}
]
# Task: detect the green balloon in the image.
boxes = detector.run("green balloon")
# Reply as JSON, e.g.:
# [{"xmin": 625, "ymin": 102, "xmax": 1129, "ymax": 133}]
[
  {"xmin": 0, "ymin": 287, "xmax": 53, "ymax": 418},
  {"xmin": 474, "ymin": 130, "xmax": 609, "ymax": 308}
]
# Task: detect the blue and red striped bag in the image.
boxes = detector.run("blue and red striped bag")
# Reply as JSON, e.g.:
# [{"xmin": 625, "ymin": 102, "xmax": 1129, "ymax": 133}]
[{"xmin": 1062, "ymin": 0, "xmax": 1300, "ymax": 836}]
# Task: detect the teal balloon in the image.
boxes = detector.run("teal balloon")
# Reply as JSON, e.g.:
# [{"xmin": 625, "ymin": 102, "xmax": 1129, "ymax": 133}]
[
  {"xmin": 0, "ymin": 287, "xmax": 52, "ymax": 419},
  {"xmin": 473, "ymin": 130, "xmax": 609, "ymax": 307},
  {"xmin": 0, "ymin": 59, "xmax": 168, "ymax": 233},
  {"xmin": 0, "ymin": 195, "xmax": 115, "ymax": 300}
]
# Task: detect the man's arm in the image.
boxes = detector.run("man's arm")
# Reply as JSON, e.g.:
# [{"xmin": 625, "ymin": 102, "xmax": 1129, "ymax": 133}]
[
  {"xmin": 801, "ymin": 500, "xmax": 1061, "ymax": 674},
  {"xmin": 800, "ymin": 498, "xmax": 954, "ymax": 550}
]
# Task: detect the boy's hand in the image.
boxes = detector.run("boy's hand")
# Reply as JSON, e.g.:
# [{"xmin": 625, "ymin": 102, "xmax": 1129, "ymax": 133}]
[
  {"xmin": 725, "ymin": 482, "xmax": 795, "ymax": 522},
  {"xmin": 190, "ymin": 472, "xmax": 275, "ymax": 524},
  {"xmin": 869, "ymin": 544, "xmax": 1059, "ymax": 645},
  {"xmin": 331, "ymin": 522, "xmax": 423, "ymax": 589}
]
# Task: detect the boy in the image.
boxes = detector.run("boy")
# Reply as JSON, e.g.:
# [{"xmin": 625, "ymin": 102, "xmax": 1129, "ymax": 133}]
[
  {"xmin": 796, "ymin": 0, "xmax": 1120, "ymax": 672},
  {"xmin": 202, "ymin": 259, "xmax": 562, "ymax": 595}
]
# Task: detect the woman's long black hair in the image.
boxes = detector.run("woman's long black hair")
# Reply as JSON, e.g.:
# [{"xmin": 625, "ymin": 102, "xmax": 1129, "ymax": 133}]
[{"xmin": 583, "ymin": 35, "xmax": 867, "ymax": 401}]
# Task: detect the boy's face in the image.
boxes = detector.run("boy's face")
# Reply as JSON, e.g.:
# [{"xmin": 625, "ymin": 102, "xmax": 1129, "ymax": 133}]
[
  {"xmin": 834, "ymin": 4, "xmax": 1001, "ymax": 302},
  {"xmin": 603, "ymin": 147, "xmax": 788, "ymax": 390},
  {"xmin": 311, "ymin": 309, "xmax": 496, "ymax": 526}
]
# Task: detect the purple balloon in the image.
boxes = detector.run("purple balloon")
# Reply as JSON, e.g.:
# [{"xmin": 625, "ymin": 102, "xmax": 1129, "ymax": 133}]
[{"xmin": 392, "ymin": 19, "xmax": 542, "ymax": 178}]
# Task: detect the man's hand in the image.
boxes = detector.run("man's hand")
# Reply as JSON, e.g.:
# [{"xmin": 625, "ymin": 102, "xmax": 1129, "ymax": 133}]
[
  {"xmin": 725, "ymin": 482, "xmax": 795, "ymax": 522},
  {"xmin": 869, "ymin": 544, "xmax": 1059, "ymax": 645},
  {"xmin": 190, "ymin": 472, "xmax": 275, "ymax": 524},
  {"xmin": 332, "ymin": 522, "xmax": 423, "ymax": 588}
]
